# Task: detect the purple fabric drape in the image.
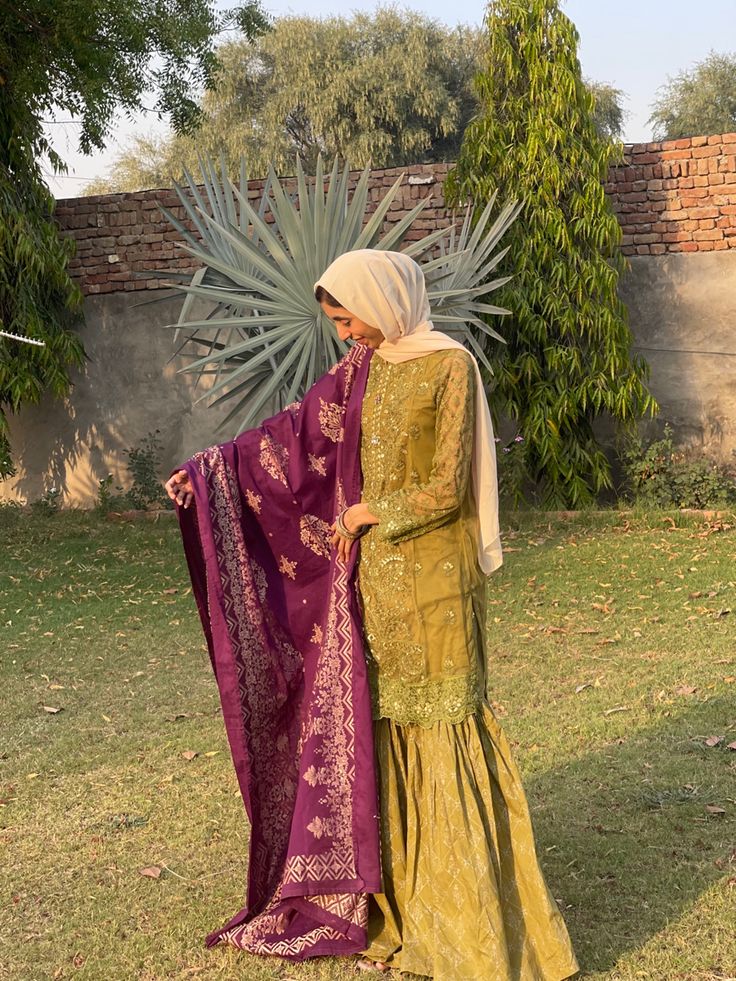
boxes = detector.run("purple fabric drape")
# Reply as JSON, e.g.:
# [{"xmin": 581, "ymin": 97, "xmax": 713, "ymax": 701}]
[{"xmin": 173, "ymin": 344, "xmax": 381, "ymax": 959}]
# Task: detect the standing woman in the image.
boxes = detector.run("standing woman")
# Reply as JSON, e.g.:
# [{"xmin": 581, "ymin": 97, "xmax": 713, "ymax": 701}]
[
  {"xmin": 314, "ymin": 250, "xmax": 578, "ymax": 980},
  {"xmin": 166, "ymin": 249, "xmax": 579, "ymax": 980}
]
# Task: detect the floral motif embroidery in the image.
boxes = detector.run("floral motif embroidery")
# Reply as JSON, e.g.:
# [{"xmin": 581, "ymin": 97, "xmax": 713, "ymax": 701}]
[
  {"xmin": 308, "ymin": 453, "xmax": 327, "ymax": 476},
  {"xmin": 372, "ymin": 670, "xmax": 482, "ymax": 727},
  {"xmin": 307, "ymin": 815, "xmax": 331, "ymax": 839},
  {"xmin": 443, "ymin": 561, "xmax": 455, "ymax": 575},
  {"xmin": 245, "ymin": 488, "xmax": 262, "ymax": 514},
  {"xmin": 319, "ymin": 398, "xmax": 344, "ymax": 443},
  {"xmin": 278, "ymin": 555, "xmax": 298, "ymax": 579},
  {"xmin": 310, "ymin": 623, "xmax": 323, "ymax": 644},
  {"xmin": 251, "ymin": 560, "xmax": 268, "ymax": 602},
  {"xmin": 285, "ymin": 400, "xmax": 302, "ymax": 416},
  {"xmin": 259, "ymin": 434, "xmax": 289, "ymax": 486},
  {"xmin": 300, "ymin": 513, "xmax": 332, "ymax": 559},
  {"xmin": 303, "ymin": 765, "xmax": 319, "ymax": 787}
]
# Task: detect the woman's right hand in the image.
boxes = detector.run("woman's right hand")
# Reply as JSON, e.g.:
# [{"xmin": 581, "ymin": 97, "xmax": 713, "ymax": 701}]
[{"xmin": 165, "ymin": 469, "xmax": 194, "ymax": 509}]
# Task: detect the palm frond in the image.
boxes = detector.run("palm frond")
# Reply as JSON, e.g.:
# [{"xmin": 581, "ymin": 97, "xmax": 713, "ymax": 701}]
[{"xmin": 161, "ymin": 155, "xmax": 518, "ymax": 432}]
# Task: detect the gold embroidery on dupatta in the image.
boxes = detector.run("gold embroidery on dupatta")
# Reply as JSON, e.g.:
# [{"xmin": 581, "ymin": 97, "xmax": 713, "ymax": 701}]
[
  {"xmin": 198, "ymin": 345, "xmax": 371, "ymax": 958},
  {"xmin": 251, "ymin": 560, "xmax": 268, "ymax": 602},
  {"xmin": 307, "ymin": 815, "xmax": 331, "ymax": 839},
  {"xmin": 259, "ymin": 434, "xmax": 289, "ymax": 485},
  {"xmin": 278, "ymin": 555, "xmax": 298, "ymax": 579},
  {"xmin": 291, "ymin": 556, "xmax": 357, "ymax": 866},
  {"xmin": 308, "ymin": 452, "xmax": 327, "ymax": 476},
  {"xmin": 245, "ymin": 488, "xmax": 262, "ymax": 513},
  {"xmin": 192, "ymin": 444, "xmax": 303, "ymax": 893},
  {"xmin": 299, "ymin": 514, "xmax": 332, "ymax": 559},
  {"xmin": 318, "ymin": 398, "xmax": 345, "ymax": 443}
]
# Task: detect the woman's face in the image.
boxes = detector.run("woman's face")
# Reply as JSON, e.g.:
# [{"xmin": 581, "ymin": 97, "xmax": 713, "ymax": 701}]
[{"xmin": 319, "ymin": 301, "xmax": 385, "ymax": 349}]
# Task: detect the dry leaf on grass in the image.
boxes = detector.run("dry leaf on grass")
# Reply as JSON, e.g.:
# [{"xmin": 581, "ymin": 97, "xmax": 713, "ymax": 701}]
[
  {"xmin": 592, "ymin": 600, "xmax": 614, "ymax": 614},
  {"xmin": 675, "ymin": 685, "xmax": 697, "ymax": 696},
  {"xmin": 704, "ymin": 735, "xmax": 723, "ymax": 747},
  {"xmin": 181, "ymin": 750, "xmax": 198, "ymax": 761},
  {"xmin": 42, "ymin": 705, "xmax": 62, "ymax": 714},
  {"xmin": 603, "ymin": 705, "xmax": 630, "ymax": 716},
  {"xmin": 706, "ymin": 804, "xmax": 726, "ymax": 815},
  {"xmin": 138, "ymin": 866, "xmax": 162, "ymax": 878}
]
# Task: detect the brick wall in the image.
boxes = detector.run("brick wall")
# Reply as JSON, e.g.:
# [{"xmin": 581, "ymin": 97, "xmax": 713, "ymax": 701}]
[
  {"xmin": 606, "ymin": 134, "xmax": 736, "ymax": 256},
  {"xmin": 55, "ymin": 163, "xmax": 453, "ymax": 296},
  {"xmin": 54, "ymin": 135, "xmax": 736, "ymax": 295}
]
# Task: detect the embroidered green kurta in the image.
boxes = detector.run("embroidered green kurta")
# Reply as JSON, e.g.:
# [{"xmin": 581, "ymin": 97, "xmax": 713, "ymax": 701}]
[
  {"xmin": 357, "ymin": 348, "xmax": 580, "ymax": 980},
  {"xmin": 358, "ymin": 348, "xmax": 487, "ymax": 727}
]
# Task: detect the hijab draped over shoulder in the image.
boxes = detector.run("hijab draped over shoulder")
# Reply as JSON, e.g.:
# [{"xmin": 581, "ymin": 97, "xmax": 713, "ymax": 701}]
[{"xmin": 315, "ymin": 249, "xmax": 503, "ymax": 575}]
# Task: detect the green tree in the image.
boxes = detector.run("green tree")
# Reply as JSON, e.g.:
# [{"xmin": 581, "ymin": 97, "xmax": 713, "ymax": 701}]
[
  {"xmin": 0, "ymin": 0, "xmax": 268, "ymax": 480},
  {"xmin": 446, "ymin": 0, "xmax": 656, "ymax": 508},
  {"xmin": 648, "ymin": 51, "xmax": 736, "ymax": 141},
  {"xmin": 586, "ymin": 79, "xmax": 627, "ymax": 140},
  {"xmin": 86, "ymin": 8, "xmax": 487, "ymax": 193}
]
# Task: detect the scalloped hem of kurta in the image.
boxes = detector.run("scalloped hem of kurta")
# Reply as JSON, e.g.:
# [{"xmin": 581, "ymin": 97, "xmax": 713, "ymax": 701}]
[{"xmin": 362, "ymin": 702, "xmax": 580, "ymax": 981}]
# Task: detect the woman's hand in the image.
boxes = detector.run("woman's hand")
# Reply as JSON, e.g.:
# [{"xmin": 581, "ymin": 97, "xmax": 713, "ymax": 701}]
[
  {"xmin": 165, "ymin": 469, "xmax": 194, "ymax": 509},
  {"xmin": 330, "ymin": 505, "xmax": 363, "ymax": 563},
  {"xmin": 330, "ymin": 520, "xmax": 355, "ymax": 564}
]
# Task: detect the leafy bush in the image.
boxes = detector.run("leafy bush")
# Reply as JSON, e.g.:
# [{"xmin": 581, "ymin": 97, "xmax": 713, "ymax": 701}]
[
  {"xmin": 622, "ymin": 425, "xmax": 736, "ymax": 509},
  {"xmin": 125, "ymin": 430, "xmax": 170, "ymax": 511},
  {"xmin": 96, "ymin": 430, "xmax": 171, "ymax": 513},
  {"xmin": 29, "ymin": 486, "xmax": 63, "ymax": 516}
]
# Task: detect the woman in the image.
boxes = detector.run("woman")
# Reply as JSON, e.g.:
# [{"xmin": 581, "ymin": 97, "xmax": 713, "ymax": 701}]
[{"xmin": 166, "ymin": 249, "xmax": 579, "ymax": 980}]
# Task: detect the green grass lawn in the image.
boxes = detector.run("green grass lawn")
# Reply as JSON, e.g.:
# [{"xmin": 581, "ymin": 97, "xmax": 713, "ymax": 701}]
[{"xmin": 1, "ymin": 508, "xmax": 735, "ymax": 981}]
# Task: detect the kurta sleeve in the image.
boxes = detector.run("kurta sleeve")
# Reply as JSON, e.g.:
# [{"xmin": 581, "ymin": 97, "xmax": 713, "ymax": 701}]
[{"xmin": 365, "ymin": 351, "xmax": 475, "ymax": 544}]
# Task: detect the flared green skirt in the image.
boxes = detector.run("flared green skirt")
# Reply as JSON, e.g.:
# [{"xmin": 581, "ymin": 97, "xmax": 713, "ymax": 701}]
[{"xmin": 362, "ymin": 703, "xmax": 580, "ymax": 980}]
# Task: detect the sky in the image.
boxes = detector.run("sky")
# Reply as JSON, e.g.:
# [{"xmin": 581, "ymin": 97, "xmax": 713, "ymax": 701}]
[{"xmin": 43, "ymin": 0, "xmax": 733, "ymax": 198}]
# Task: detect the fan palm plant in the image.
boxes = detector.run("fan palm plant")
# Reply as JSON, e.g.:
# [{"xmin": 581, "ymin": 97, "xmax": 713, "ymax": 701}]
[{"xmin": 159, "ymin": 155, "xmax": 519, "ymax": 434}]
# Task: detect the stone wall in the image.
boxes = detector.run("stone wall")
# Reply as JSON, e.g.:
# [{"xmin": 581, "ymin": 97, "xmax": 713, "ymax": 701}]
[{"xmin": 3, "ymin": 139, "xmax": 736, "ymax": 506}]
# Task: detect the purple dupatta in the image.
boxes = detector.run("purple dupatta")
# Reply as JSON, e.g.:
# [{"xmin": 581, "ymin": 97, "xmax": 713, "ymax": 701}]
[{"xmin": 173, "ymin": 344, "xmax": 381, "ymax": 959}]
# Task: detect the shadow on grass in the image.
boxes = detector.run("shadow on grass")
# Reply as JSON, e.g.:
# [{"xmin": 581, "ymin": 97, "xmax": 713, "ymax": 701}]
[{"xmin": 524, "ymin": 696, "xmax": 734, "ymax": 976}]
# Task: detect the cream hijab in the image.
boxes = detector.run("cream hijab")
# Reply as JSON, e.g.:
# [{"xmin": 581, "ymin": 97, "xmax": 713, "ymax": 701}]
[{"xmin": 315, "ymin": 249, "xmax": 503, "ymax": 575}]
